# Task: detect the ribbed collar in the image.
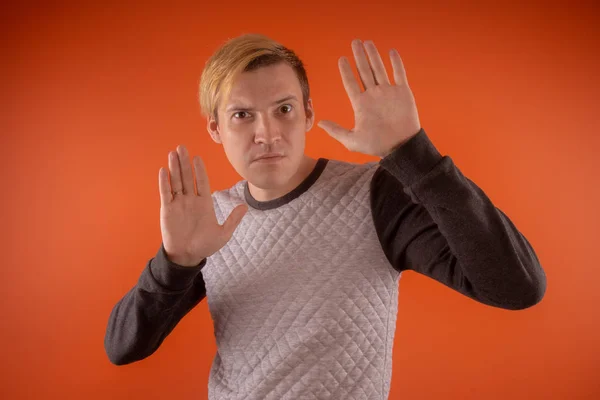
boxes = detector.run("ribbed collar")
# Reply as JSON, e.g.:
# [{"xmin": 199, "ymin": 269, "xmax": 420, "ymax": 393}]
[{"xmin": 244, "ymin": 158, "xmax": 329, "ymax": 211}]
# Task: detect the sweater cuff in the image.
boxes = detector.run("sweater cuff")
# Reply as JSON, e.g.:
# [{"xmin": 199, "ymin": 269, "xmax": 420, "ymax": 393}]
[
  {"xmin": 379, "ymin": 128, "xmax": 443, "ymax": 187},
  {"xmin": 149, "ymin": 243, "xmax": 206, "ymax": 291}
]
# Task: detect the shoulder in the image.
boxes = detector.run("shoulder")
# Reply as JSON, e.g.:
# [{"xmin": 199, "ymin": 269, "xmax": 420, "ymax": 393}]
[
  {"xmin": 323, "ymin": 158, "xmax": 380, "ymax": 182},
  {"xmin": 210, "ymin": 180, "xmax": 246, "ymax": 222}
]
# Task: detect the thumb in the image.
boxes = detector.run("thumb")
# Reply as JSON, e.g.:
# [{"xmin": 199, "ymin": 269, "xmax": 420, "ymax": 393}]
[
  {"xmin": 317, "ymin": 120, "xmax": 352, "ymax": 147},
  {"xmin": 222, "ymin": 204, "xmax": 248, "ymax": 239}
]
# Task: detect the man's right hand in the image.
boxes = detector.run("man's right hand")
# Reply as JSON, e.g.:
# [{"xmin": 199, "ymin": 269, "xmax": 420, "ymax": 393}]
[{"xmin": 158, "ymin": 145, "xmax": 248, "ymax": 267}]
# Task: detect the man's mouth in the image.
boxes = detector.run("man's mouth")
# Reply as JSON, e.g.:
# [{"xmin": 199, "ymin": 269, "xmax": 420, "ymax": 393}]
[{"xmin": 254, "ymin": 153, "xmax": 284, "ymax": 161}]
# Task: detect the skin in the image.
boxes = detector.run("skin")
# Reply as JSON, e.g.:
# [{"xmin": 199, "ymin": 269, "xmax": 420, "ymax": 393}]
[
  {"xmin": 206, "ymin": 62, "xmax": 319, "ymax": 202},
  {"xmin": 318, "ymin": 39, "xmax": 421, "ymax": 157}
]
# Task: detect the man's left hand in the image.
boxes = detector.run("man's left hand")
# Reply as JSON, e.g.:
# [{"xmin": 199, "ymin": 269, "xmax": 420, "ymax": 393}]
[{"xmin": 318, "ymin": 39, "xmax": 422, "ymax": 158}]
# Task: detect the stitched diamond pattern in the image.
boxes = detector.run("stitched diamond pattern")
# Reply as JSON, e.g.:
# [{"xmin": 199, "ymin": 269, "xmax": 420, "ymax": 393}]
[{"xmin": 201, "ymin": 160, "xmax": 401, "ymax": 400}]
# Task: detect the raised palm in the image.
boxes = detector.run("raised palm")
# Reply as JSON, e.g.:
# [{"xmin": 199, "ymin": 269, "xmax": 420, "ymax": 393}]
[{"xmin": 158, "ymin": 145, "xmax": 248, "ymax": 267}]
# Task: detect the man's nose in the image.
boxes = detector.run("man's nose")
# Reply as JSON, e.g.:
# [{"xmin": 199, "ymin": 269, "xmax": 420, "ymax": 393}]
[{"xmin": 254, "ymin": 116, "xmax": 281, "ymax": 144}]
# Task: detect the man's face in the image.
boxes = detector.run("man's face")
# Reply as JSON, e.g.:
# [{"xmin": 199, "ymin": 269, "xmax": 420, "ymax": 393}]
[{"xmin": 207, "ymin": 62, "xmax": 314, "ymax": 190}]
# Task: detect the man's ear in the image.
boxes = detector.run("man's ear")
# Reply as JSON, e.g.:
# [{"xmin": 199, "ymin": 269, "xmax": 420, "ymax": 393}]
[
  {"xmin": 305, "ymin": 98, "xmax": 315, "ymax": 132},
  {"xmin": 207, "ymin": 115, "xmax": 222, "ymax": 144}
]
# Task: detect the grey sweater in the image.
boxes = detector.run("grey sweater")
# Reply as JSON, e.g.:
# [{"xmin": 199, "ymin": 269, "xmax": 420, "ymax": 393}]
[{"xmin": 105, "ymin": 128, "xmax": 546, "ymax": 399}]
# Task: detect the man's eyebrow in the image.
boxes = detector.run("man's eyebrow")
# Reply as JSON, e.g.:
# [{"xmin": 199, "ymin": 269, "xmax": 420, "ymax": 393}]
[
  {"xmin": 272, "ymin": 95, "xmax": 298, "ymax": 105},
  {"xmin": 225, "ymin": 95, "xmax": 299, "ymax": 113}
]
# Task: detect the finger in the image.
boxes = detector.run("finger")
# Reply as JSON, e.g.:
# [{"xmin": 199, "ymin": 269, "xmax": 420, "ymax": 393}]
[
  {"xmin": 177, "ymin": 145, "xmax": 194, "ymax": 196},
  {"xmin": 159, "ymin": 167, "xmax": 172, "ymax": 205},
  {"xmin": 318, "ymin": 120, "xmax": 354, "ymax": 150},
  {"xmin": 351, "ymin": 39, "xmax": 376, "ymax": 89},
  {"xmin": 221, "ymin": 204, "xmax": 248, "ymax": 240},
  {"xmin": 363, "ymin": 40, "xmax": 390, "ymax": 85},
  {"xmin": 338, "ymin": 57, "xmax": 361, "ymax": 102},
  {"xmin": 168, "ymin": 150, "xmax": 183, "ymax": 196},
  {"xmin": 193, "ymin": 155, "xmax": 211, "ymax": 197},
  {"xmin": 390, "ymin": 49, "xmax": 408, "ymax": 86}
]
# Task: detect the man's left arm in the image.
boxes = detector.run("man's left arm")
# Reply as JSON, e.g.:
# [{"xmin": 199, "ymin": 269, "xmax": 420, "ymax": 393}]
[
  {"xmin": 370, "ymin": 127, "xmax": 546, "ymax": 310},
  {"xmin": 317, "ymin": 39, "xmax": 546, "ymax": 309}
]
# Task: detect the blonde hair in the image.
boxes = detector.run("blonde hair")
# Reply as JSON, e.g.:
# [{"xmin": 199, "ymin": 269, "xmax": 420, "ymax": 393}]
[{"xmin": 199, "ymin": 33, "xmax": 310, "ymax": 121}]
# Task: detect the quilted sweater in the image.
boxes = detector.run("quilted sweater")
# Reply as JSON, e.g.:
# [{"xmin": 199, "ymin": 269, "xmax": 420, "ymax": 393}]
[{"xmin": 105, "ymin": 128, "xmax": 546, "ymax": 399}]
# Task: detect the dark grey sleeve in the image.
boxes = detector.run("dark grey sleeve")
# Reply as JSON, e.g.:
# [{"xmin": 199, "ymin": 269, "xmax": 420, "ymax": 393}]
[
  {"xmin": 104, "ymin": 243, "xmax": 207, "ymax": 365},
  {"xmin": 370, "ymin": 127, "xmax": 546, "ymax": 310}
]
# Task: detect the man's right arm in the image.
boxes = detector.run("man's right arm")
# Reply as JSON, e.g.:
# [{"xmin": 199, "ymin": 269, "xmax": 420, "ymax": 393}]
[{"xmin": 104, "ymin": 243, "xmax": 208, "ymax": 365}]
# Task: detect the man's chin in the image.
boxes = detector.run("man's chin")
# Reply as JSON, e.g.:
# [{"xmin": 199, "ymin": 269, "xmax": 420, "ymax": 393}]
[{"xmin": 246, "ymin": 170, "xmax": 291, "ymax": 190}]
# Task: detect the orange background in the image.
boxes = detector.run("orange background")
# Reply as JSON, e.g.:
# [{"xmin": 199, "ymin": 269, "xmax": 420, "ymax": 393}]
[{"xmin": 2, "ymin": 1, "xmax": 599, "ymax": 399}]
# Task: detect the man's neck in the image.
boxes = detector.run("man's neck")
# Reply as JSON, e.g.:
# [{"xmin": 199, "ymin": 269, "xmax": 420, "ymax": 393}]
[{"xmin": 247, "ymin": 156, "xmax": 318, "ymax": 202}]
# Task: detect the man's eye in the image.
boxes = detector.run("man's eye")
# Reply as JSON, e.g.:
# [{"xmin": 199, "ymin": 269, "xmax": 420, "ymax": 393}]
[
  {"xmin": 280, "ymin": 105, "xmax": 292, "ymax": 113},
  {"xmin": 233, "ymin": 111, "xmax": 248, "ymax": 119}
]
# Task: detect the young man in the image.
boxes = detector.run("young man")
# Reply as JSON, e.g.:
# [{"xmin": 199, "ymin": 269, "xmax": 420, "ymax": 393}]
[{"xmin": 105, "ymin": 34, "xmax": 546, "ymax": 399}]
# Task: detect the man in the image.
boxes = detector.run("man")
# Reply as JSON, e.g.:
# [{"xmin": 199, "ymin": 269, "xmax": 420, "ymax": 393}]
[{"xmin": 105, "ymin": 33, "xmax": 546, "ymax": 399}]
